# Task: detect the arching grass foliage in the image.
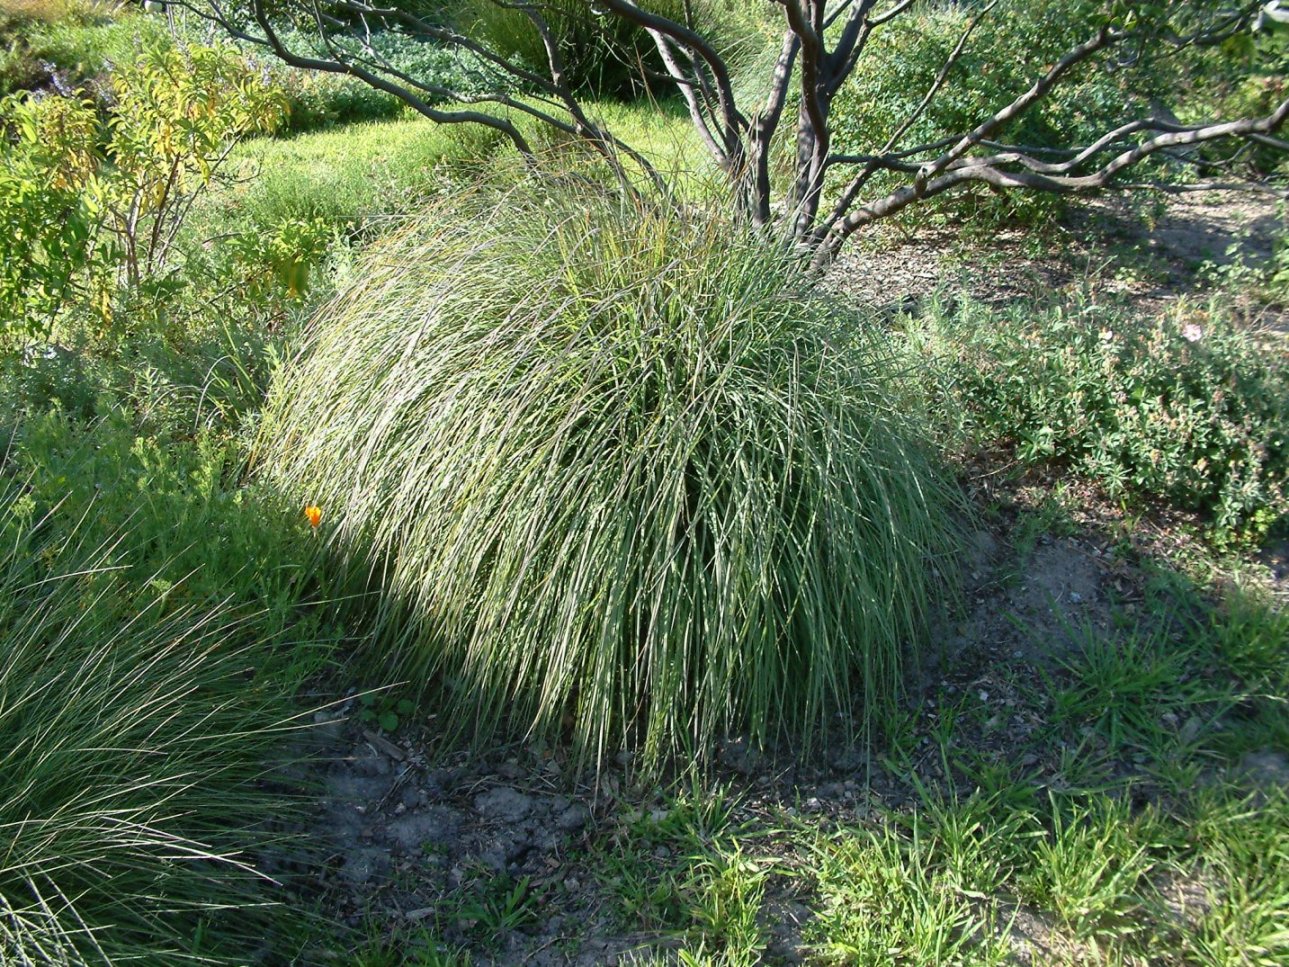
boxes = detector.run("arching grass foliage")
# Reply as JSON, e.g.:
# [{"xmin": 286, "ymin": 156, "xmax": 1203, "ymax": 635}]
[
  {"xmin": 259, "ymin": 189, "xmax": 961, "ymax": 769},
  {"xmin": 0, "ymin": 488, "xmax": 306, "ymax": 965}
]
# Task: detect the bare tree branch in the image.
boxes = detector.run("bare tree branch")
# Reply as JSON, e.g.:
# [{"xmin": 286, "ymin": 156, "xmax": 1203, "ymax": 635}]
[
  {"xmin": 915, "ymin": 25, "xmax": 1123, "ymax": 192},
  {"xmin": 178, "ymin": 0, "xmax": 1286, "ymax": 265},
  {"xmin": 746, "ymin": 28, "xmax": 799, "ymax": 225},
  {"xmin": 819, "ymin": 0, "xmax": 998, "ymax": 238},
  {"xmin": 819, "ymin": 96, "xmax": 1289, "ymax": 265},
  {"xmin": 601, "ymin": 0, "xmax": 745, "ymax": 136},
  {"xmin": 649, "ymin": 29, "xmax": 729, "ymax": 164},
  {"xmin": 181, "ymin": 0, "xmax": 541, "ymax": 152}
]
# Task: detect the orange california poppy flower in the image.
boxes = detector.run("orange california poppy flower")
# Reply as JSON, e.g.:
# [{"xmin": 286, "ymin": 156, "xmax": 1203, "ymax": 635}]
[{"xmin": 304, "ymin": 504, "xmax": 323, "ymax": 528}]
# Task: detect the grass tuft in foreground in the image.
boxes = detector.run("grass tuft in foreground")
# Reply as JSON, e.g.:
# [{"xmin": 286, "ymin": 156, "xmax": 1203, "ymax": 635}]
[
  {"xmin": 259, "ymin": 186, "xmax": 961, "ymax": 772},
  {"xmin": 0, "ymin": 487, "xmax": 307, "ymax": 965}
]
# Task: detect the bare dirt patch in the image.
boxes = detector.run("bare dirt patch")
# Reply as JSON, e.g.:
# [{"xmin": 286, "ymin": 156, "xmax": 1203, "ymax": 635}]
[
  {"xmin": 298, "ymin": 723, "xmax": 639, "ymax": 964},
  {"xmin": 829, "ymin": 190, "xmax": 1288, "ymax": 331}
]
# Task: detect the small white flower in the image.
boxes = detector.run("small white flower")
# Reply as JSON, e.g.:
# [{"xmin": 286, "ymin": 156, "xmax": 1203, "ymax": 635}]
[{"xmin": 1182, "ymin": 323, "xmax": 1203, "ymax": 343}]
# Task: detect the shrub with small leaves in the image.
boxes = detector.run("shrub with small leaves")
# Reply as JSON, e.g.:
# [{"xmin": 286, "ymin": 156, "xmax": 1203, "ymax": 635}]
[{"xmin": 920, "ymin": 296, "xmax": 1289, "ymax": 541}]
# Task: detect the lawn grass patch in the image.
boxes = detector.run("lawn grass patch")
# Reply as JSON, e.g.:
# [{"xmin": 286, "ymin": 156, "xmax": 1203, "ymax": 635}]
[
  {"xmin": 1181, "ymin": 789, "xmax": 1289, "ymax": 966},
  {"xmin": 593, "ymin": 789, "xmax": 778, "ymax": 965},
  {"xmin": 209, "ymin": 118, "xmax": 465, "ymax": 242},
  {"xmin": 210, "ymin": 98, "xmax": 702, "ymax": 248},
  {"xmin": 1048, "ymin": 621, "xmax": 1219, "ymax": 759},
  {"xmin": 808, "ymin": 810, "xmax": 1015, "ymax": 965}
]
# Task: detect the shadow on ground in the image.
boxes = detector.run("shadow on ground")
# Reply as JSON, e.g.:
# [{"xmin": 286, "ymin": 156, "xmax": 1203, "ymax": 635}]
[{"xmin": 273, "ymin": 467, "xmax": 1289, "ymax": 965}]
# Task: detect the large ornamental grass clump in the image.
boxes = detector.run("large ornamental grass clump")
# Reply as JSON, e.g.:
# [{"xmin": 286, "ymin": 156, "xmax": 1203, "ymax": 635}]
[{"xmin": 260, "ymin": 190, "xmax": 961, "ymax": 768}]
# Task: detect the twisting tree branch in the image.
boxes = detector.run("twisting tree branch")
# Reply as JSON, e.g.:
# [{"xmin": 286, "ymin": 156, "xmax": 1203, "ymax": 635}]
[
  {"xmin": 174, "ymin": 0, "xmax": 1287, "ymax": 265},
  {"xmin": 818, "ymin": 0, "xmax": 997, "ymax": 240},
  {"xmin": 817, "ymin": 95, "xmax": 1289, "ymax": 265}
]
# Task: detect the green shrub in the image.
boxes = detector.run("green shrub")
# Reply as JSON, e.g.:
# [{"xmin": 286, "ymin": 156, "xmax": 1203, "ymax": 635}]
[
  {"xmin": 106, "ymin": 43, "xmax": 288, "ymax": 286},
  {"xmin": 457, "ymin": 0, "xmax": 687, "ymax": 99},
  {"xmin": 0, "ymin": 484, "xmax": 306, "ymax": 964},
  {"xmin": 1181, "ymin": 11, "xmax": 1289, "ymax": 177},
  {"xmin": 258, "ymin": 188, "xmax": 961, "ymax": 770},
  {"xmin": 4, "ymin": 409, "xmax": 326, "ymax": 638},
  {"xmin": 0, "ymin": 90, "xmax": 109, "ymax": 344},
  {"xmin": 2, "ymin": 15, "xmax": 342, "ymax": 343},
  {"xmin": 918, "ymin": 296, "xmax": 1289, "ymax": 541},
  {"xmin": 0, "ymin": 42, "xmax": 296, "ymax": 342},
  {"xmin": 1198, "ymin": 74, "xmax": 1289, "ymax": 176},
  {"xmin": 2, "ymin": 292, "xmax": 329, "ymax": 641},
  {"xmin": 833, "ymin": 0, "xmax": 1232, "ymax": 160},
  {"xmin": 226, "ymin": 214, "xmax": 334, "ymax": 300},
  {"xmin": 15, "ymin": 7, "xmax": 169, "ymax": 87}
]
